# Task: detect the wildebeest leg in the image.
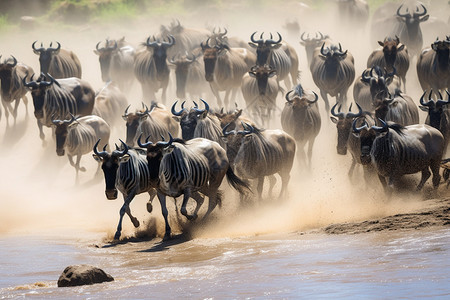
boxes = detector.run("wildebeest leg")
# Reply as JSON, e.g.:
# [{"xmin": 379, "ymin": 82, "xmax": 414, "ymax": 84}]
[
  {"xmin": 114, "ymin": 191, "xmax": 137, "ymax": 240},
  {"xmin": 161, "ymin": 77, "xmax": 169, "ymax": 104},
  {"xmin": 230, "ymin": 88, "xmax": 239, "ymax": 109},
  {"xmin": 190, "ymin": 191, "xmax": 205, "ymax": 219},
  {"xmin": 348, "ymin": 157, "xmax": 357, "ymax": 178},
  {"xmin": 417, "ymin": 167, "xmax": 431, "ymax": 191},
  {"xmin": 307, "ymin": 138, "xmax": 315, "ymax": 169},
  {"xmin": 257, "ymin": 177, "xmax": 265, "ymax": 199},
  {"xmin": 22, "ymin": 95, "xmax": 29, "ymax": 117},
  {"xmin": 268, "ymin": 175, "xmax": 277, "ymax": 198},
  {"xmin": 209, "ymin": 83, "xmax": 223, "ymax": 108},
  {"xmin": 146, "ymin": 188, "xmax": 158, "ymax": 213},
  {"xmin": 156, "ymin": 192, "xmax": 171, "ymax": 240},
  {"xmin": 36, "ymin": 119, "xmax": 46, "ymax": 146},
  {"xmin": 320, "ymin": 90, "xmax": 330, "ymax": 114},
  {"xmin": 223, "ymin": 89, "xmax": 232, "ymax": 110},
  {"xmin": 75, "ymin": 154, "xmax": 86, "ymax": 172},
  {"xmin": 2, "ymin": 100, "xmax": 10, "ymax": 127},
  {"xmin": 180, "ymin": 188, "xmax": 197, "ymax": 220},
  {"xmin": 402, "ymin": 76, "xmax": 407, "ymax": 93},
  {"xmin": 278, "ymin": 171, "xmax": 290, "ymax": 199},
  {"xmin": 430, "ymin": 161, "xmax": 441, "ymax": 189}
]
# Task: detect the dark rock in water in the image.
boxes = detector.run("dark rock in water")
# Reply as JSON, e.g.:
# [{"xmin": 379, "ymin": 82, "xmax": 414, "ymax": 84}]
[{"xmin": 57, "ymin": 265, "xmax": 114, "ymax": 287}]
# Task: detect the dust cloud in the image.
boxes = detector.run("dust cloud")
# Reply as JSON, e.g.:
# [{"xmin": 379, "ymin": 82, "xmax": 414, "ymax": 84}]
[{"xmin": 0, "ymin": 0, "xmax": 448, "ymax": 240}]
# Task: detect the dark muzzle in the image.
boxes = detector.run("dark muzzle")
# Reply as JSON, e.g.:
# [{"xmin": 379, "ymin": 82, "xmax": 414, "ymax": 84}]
[{"xmin": 105, "ymin": 189, "xmax": 118, "ymax": 200}]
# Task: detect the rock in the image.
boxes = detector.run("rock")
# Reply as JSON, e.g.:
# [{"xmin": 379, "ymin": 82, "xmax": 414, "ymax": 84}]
[{"xmin": 57, "ymin": 265, "xmax": 114, "ymax": 287}]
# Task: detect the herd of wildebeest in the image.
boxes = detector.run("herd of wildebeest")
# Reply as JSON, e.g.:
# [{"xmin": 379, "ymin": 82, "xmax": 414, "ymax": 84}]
[{"xmin": 0, "ymin": 0, "xmax": 449, "ymax": 240}]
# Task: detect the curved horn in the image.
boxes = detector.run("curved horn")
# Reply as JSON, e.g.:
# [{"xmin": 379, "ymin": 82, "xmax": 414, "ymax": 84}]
[
  {"xmin": 413, "ymin": 3, "xmax": 427, "ymax": 17},
  {"xmin": 114, "ymin": 139, "xmax": 129, "ymax": 157},
  {"xmin": 93, "ymin": 139, "xmax": 109, "ymax": 158},
  {"xmin": 285, "ymin": 90, "xmax": 294, "ymax": 103},
  {"xmin": 137, "ymin": 134, "xmax": 153, "ymax": 148},
  {"xmin": 372, "ymin": 119, "xmax": 389, "ymax": 133},
  {"xmin": 171, "ymin": 101, "xmax": 185, "ymax": 116},
  {"xmin": 347, "ymin": 103, "xmax": 363, "ymax": 119},
  {"xmin": 32, "ymin": 41, "xmax": 44, "ymax": 53},
  {"xmin": 306, "ymin": 91, "xmax": 319, "ymax": 104},
  {"xmin": 49, "ymin": 41, "xmax": 60, "ymax": 52},
  {"xmin": 361, "ymin": 69, "xmax": 371, "ymax": 83},
  {"xmin": 222, "ymin": 122, "xmax": 235, "ymax": 136},
  {"xmin": 95, "ymin": 41, "xmax": 103, "ymax": 51},
  {"xmin": 320, "ymin": 42, "xmax": 327, "ymax": 56},
  {"xmin": 22, "ymin": 74, "xmax": 37, "ymax": 88},
  {"xmin": 163, "ymin": 35, "xmax": 175, "ymax": 47},
  {"xmin": 300, "ymin": 32, "xmax": 309, "ymax": 42},
  {"xmin": 419, "ymin": 90, "xmax": 433, "ymax": 107},
  {"xmin": 7, "ymin": 55, "xmax": 17, "ymax": 67},
  {"xmin": 156, "ymin": 132, "xmax": 174, "ymax": 148},
  {"xmin": 396, "ymin": 4, "xmax": 409, "ymax": 17},
  {"xmin": 122, "ymin": 104, "xmax": 131, "ymax": 119},
  {"xmin": 266, "ymin": 32, "xmax": 282, "ymax": 45},
  {"xmin": 200, "ymin": 98, "xmax": 210, "ymax": 112},
  {"xmin": 250, "ymin": 31, "xmax": 263, "ymax": 44},
  {"xmin": 352, "ymin": 118, "xmax": 368, "ymax": 133},
  {"xmin": 331, "ymin": 102, "xmax": 345, "ymax": 118}
]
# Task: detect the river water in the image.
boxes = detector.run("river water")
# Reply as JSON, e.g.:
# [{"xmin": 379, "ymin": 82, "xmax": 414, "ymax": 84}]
[{"xmin": 0, "ymin": 228, "xmax": 449, "ymax": 298}]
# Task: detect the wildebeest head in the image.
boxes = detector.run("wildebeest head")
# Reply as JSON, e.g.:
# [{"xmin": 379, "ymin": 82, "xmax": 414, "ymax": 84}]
[
  {"xmin": 93, "ymin": 139, "xmax": 130, "ymax": 200},
  {"xmin": 373, "ymin": 92, "xmax": 400, "ymax": 123},
  {"xmin": 209, "ymin": 27, "xmax": 229, "ymax": 46},
  {"xmin": 137, "ymin": 132, "xmax": 175, "ymax": 177},
  {"xmin": 396, "ymin": 3, "xmax": 429, "ymax": 29},
  {"xmin": 249, "ymin": 64, "xmax": 276, "ymax": 96},
  {"xmin": 285, "ymin": 89, "xmax": 319, "ymax": 112},
  {"xmin": 300, "ymin": 31, "xmax": 329, "ymax": 64},
  {"xmin": 122, "ymin": 103, "xmax": 152, "ymax": 146},
  {"xmin": 52, "ymin": 114, "xmax": 78, "ymax": 156},
  {"xmin": 215, "ymin": 107, "xmax": 243, "ymax": 130},
  {"xmin": 94, "ymin": 39, "xmax": 118, "ymax": 82},
  {"xmin": 0, "ymin": 55, "xmax": 18, "ymax": 100},
  {"xmin": 431, "ymin": 37, "xmax": 450, "ymax": 68},
  {"xmin": 144, "ymin": 35, "xmax": 175, "ymax": 80},
  {"xmin": 169, "ymin": 52, "xmax": 198, "ymax": 98},
  {"xmin": 378, "ymin": 36, "xmax": 405, "ymax": 67},
  {"xmin": 361, "ymin": 66, "xmax": 396, "ymax": 103},
  {"xmin": 419, "ymin": 90, "xmax": 450, "ymax": 130},
  {"xmin": 201, "ymin": 38, "xmax": 229, "ymax": 82},
  {"xmin": 319, "ymin": 42, "xmax": 348, "ymax": 65},
  {"xmin": 221, "ymin": 122, "xmax": 249, "ymax": 164},
  {"xmin": 22, "ymin": 72, "xmax": 56, "ymax": 119},
  {"xmin": 248, "ymin": 32, "xmax": 283, "ymax": 66},
  {"xmin": 172, "ymin": 99, "xmax": 209, "ymax": 140},
  {"xmin": 330, "ymin": 102, "xmax": 363, "ymax": 155},
  {"xmin": 32, "ymin": 41, "xmax": 61, "ymax": 75},
  {"xmin": 352, "ymin": 118, "xmax": 388, "ymax": 165}
]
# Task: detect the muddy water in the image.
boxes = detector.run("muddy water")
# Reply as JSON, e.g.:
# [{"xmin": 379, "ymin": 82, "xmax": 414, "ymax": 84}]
[
  {"xmin": 0, "ymin": 229, "xmax": 449, "ymax": 298},
  {"xmin": 1, "ymin": 0, "xmax": 450, "ymax": 298}
]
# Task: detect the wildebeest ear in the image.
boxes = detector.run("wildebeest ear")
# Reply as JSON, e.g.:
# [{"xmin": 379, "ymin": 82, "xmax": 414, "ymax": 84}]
[
  {"xmin": 249, "ymin": 71, "xmax": 256, "ymax": 78},
  {"xmin": 119, "ymin": 154, "xmax": 131, "ymax": 163},
  {"xmin": 271, "ymin": 44, "xmax": 282, "ymax": 50},
  {"xmin": 419, "ymin": 106, "xmax": 429, "ymax": 112},
  {"xmin": 248, "ymin": 42, "xmax": 258, "ymax": 48},
  {"xmin": 330, "ymin": 116, "xmax": 338, "ymax": 124},
  {"xmin": 92, "ymin": 154, "xmax": 103, "ymax": 162},
  {"xmin": 299, "ymin": 41, "xmax": 306, "ymax": 46},
  {"xmin": 378, "ymin": 41, "xmax": 384, "ymax": 47},
  {"xmin": 172, "ymin": 116, "xmax": 181, "ymax": 122},
  {"xmin": 420, "ymin": 15, "xmax": 429, "ymax": 22},
  {"xmin": 68, "ymin": 122, "xmax": 79, "ymax": 129},
  {"xmin": 268, "ymin": 70, "xmax": 276, "ymax": 78},
  {"xmin": 93, "ymin": 49, "xmax": 100, "ymax": 55},
  {"xmin": 397, "ymin": 44, "xmax": 405, "ymax": 51}
]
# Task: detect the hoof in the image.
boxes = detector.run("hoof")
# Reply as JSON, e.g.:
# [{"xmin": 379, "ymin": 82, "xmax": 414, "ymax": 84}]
[
  {"xmin": 185, "ymin": 213, "xmax": 198, "ymax": 221},
  {"xmin": 146, "ymin": 202, "xmax": 153, "ymax": 213},
  {"xmin": 132, "ymin": 219, "xmax": 140, "ymax": 228},
  {"xmin": 113, "ymin": 232, "xmax": 121, "ymax": 241},
  {"xmin": 162, "ymin": 233, "xmax": 172, "ymax": 241}
]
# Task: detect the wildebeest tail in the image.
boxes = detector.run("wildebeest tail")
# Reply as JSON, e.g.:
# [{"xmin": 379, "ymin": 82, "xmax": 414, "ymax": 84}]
[{"xmin": 226, "ymin": 166, "xmax": 251, "ymax": 195}]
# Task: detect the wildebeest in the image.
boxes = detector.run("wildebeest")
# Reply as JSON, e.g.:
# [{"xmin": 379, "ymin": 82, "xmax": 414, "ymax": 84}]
[
  {"xmin": 241, "ymin": 64, "xmax": 279, "ymax": 127},
  {"xmin": 94, "ymin": 37, "xmax": 135, "ymax": 94},
  {"xmin": 248, "ymin": 32, "xmax": 299, "ymax": 90},
  {"xmin": 367, "ymin": 36, "xmax": 410, "ymax": 92},
  {"xmin": 32, "ymin": 41, "xmax": 82, "ymax": 78},
  {"xmin": 201, "ymin": 38, "xmax": 256, "ymax": 108},
  {"xmin": 222, "ymin": 123, "xmax": 296, "ymax": 200},
  {"xmin": 123, "ymin": 102, "xmax": 179, "ymax": 146},
  {"xmin": 169, "ymin": 52, "xmax": 210, "ymax": 100},
  {"xmin": 281, "ymin": 84, "xmax": 321, "ymax": 169},
  {"xmin": 159, "ymin": 19, "xmax": 210, "ymax": 58},
  {"xmin": 171, "ymin": 99, "xmax": 226, "ymax": 149},
  {"xmin": 300, "ymin": 31, "xmax": 331, "ymax": 68},
  {"xmin": 419, "ymin": 90, "xmax": 450, "ymax": 154},
  {"xmin": 208, "ymin": 27, "xmax": 253, "ymax": 51},
  {"xmin": 353, "ymin": 66, "xmax": 400, "ymax": 112},
  {"xmin": 416, "ymin": 37, "xmax": 450, "ymax": 97},
  {"xmin": 92, "ymin": 81, "xmax": 128, "ymax": 128},
  {"xmin": 310, "ymin": 42, "xmax": 355, "ymax": 112},
  {"xmin": 335, "ymin": 0, "xmax": 369, "ymax": 29},
  {"xmin": 52, "ymin": 114, "xmax": 110, "ymax": 179},
  {"xmin": 93, "ymin": 140, "xmax": 159, "ymax": 240},
  {"xmin": 133, "ymin": 35, "xmax": 175, "ymax": 103},
  {"xmin": 214, "ymin": 107, "xmax": 256, "ymax": 131},
  {"xmin": 353, "ymin": 119, "xmax": 444, "ymax": 192},
  {"xmin": 23, "ymin": 73, "xmax": 95, "ymax": 144},
  {"xmin": 371, "ymin": 3, "xmax": 429, "ymax": 58},
  {"xmin": 0, "ymin": 56, "xmax": 34, "ymax": 126},
  {"xmin": 373, "ymin": 90, "xmax": 419, "ymax": 126},
  {"xmin": 138, "ymin": 134, "xmax": 250, "ymax": 239}
]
